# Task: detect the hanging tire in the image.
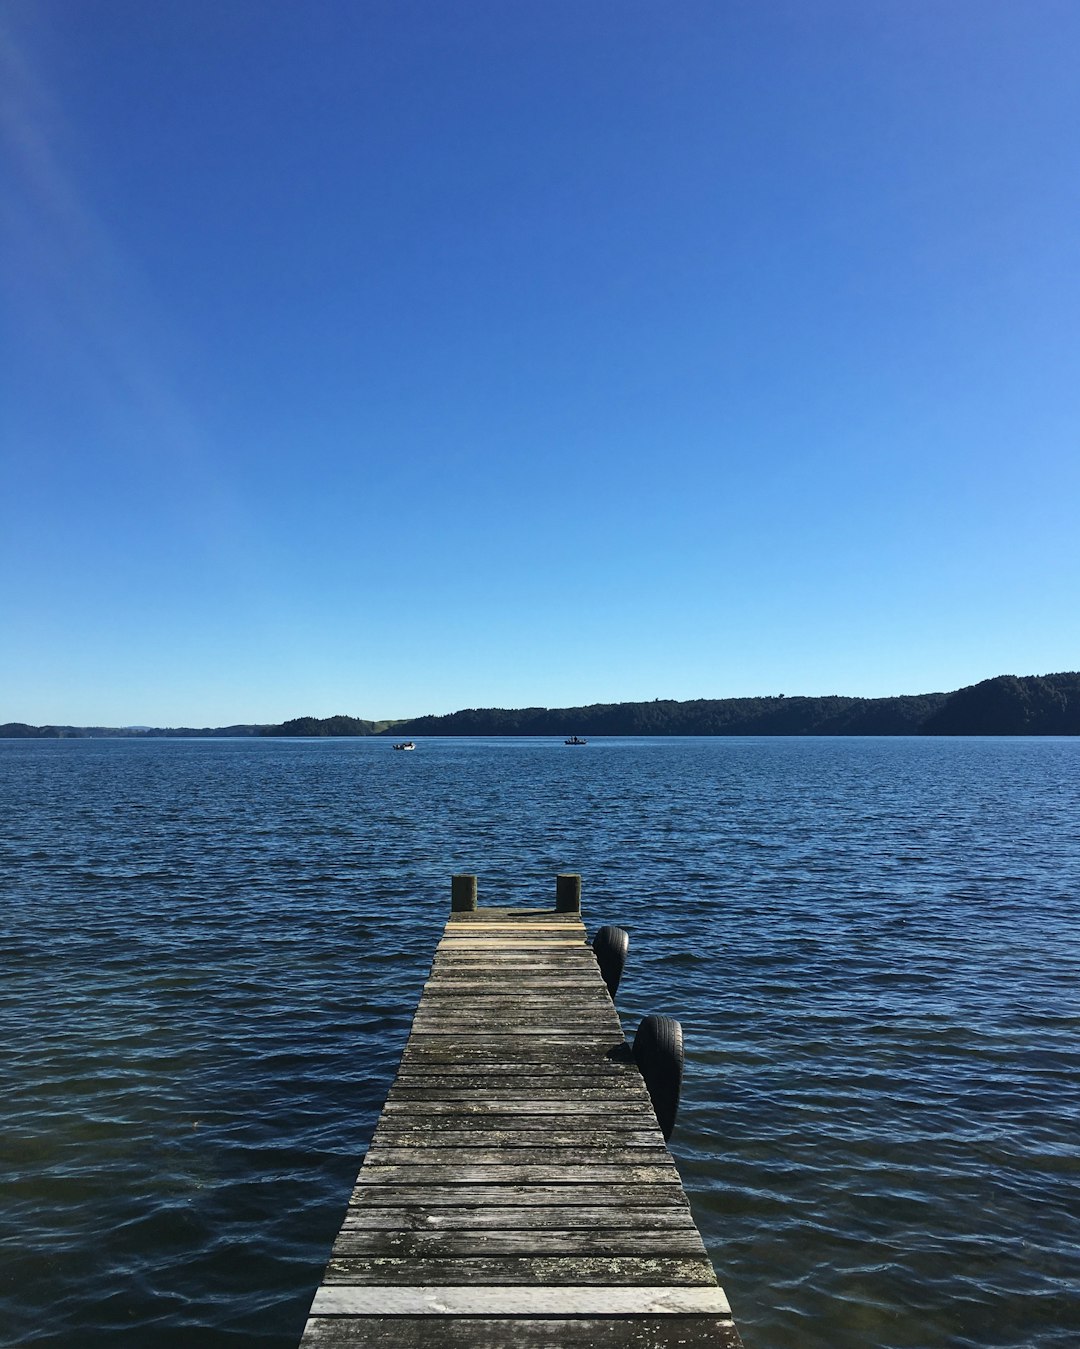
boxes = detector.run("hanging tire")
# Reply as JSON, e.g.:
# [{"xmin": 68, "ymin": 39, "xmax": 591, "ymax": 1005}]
[
  {"xmin": 592, "ymin": 925, "xmax": 629, "ymax": 996},
  {"xmin": 633, "ymin": 1014, "xmax": 683, "ymax": 1141}
]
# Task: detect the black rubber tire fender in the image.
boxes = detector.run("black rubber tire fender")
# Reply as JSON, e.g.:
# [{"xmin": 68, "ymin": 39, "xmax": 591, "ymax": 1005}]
[
  {"xmin": 633, "ymin": 1014, "xmax": 684, "ymax": 1141},
  {"xmin": 592, "ymin": 925, "xmax": 630, "ymax": 997}
]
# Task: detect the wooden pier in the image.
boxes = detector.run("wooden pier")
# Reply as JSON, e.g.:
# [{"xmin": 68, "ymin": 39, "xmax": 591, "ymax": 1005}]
[{"xmin": 299, "ymin": 876, "xmax": 742, "ymax": 1347}]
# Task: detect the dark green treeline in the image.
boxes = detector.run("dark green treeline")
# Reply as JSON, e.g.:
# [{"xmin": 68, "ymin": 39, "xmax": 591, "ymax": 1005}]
[{"xmin": 3, "ymin": 672, "xmax": 1079, "ymax": 738}]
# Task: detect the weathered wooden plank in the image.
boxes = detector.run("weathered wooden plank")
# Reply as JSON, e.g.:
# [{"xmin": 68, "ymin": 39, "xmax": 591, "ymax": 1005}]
[
  {"xmin": 396, "ymin": 1064, "xmax": 629, "ymax": 1075},
  {"xmin": 407, "ymin": 1029, "xmax": 621, "ymax": 1038},
  {"xmin": 440, "ymin": 928, "xmax": 587, "ymax": 936},
  {"xmin": 372, "ymin": 1130, "xmax": 665, "ymax": 1146},
  {"xmin": 429, "ymin": 964, "xmax": 602, "ymax": 973},
  {"xmin": 363, "ymin": 1147, "xmax": 674, "ymax": 1166},
  {"xmin": 372, "ymin": 1100, "xmax": 657, "ymax": 1122},
  {"xmin": 398, "ymin": 1055, "xmax": 630, "ymax": 1069},
  {"xmin": 445, "ymin": 920, "xmax": 585, "ymax": 926},
  {"xmin": 419, "ymin": 990, "xmax": 614, "ymax": 1001},
  {"xmin": 407, "ymin": 1028, "xmax": 624, "ymax": 1040},
  {"xmin": 370, "ymin": 1130, "xmax": 666, "ymax": 1149},
  {"xmin": 333, "ymin": 1231, "xmax": 708, "ymax": 1260},
  {"xmin": 402, "ymin": 1034, "xmax": 626, "ymax": 1048},
  {"xmin": 322, "ymin": 1255, "xmax": 717, "ymax": 1286},
  {"xmin": 416, "ymin": 1010, "xmax": 611, "ymax": 1018},
  {"xmin": 409, "ymin": 1019, "xmax": 620, "ymax": 1030},
  {"xmin": 382, "ymin": 1092, "xmax": 651, "ymax": 1112},
  {"xmin": 434, "ymin": 940, "xmax": 592, "ymax": 947},
  {"xmin": 430, "ymin": 961, "xmax": 599, "ymax": 971},
  {"xmin": 422, "ymin": 992, "xmax": 604, "ymax": 1000},
  {"xmin": 347, "ymin": 1183, "xmax": 691, "ymax": 1209},
  {"xmin": 423, "ymin": 988, "xmax": 604, "ymax": 996},
  {"xmin": 435, "ymin": 950, "xmax": 591, "ymax": 958},
  {"xmin": 309, "ymin": 1286, "xmax": 729, "ymax": 1316},
  {"xmin": 398, "ymin": 1050, "xmax": 630, "ymax": 1066},
  {"xmin": 447, "ymin": 908, "xmax": 579, "ymax": 915},
  {"xmin": 382, "ymin": 1100, "xmax": 655, "ymax": 1116},
  {"xmin": 388, "ymin": 1073, "xmax": 641, "ymax": 1084},
  {"xmin": 395, "ymin": 1071, "xmax": 636, "ymax": 1086},
  {"xmin": 425, "ymin": 986, "xmax": 603, "ymax": 993},
  {"xmin": 301, "ymin": 1315, "xmax": 742, "ymax": 1347},
  {"xmin": 394, "ymin": 1062, "xmax": 636, "ymax": 1077},
  {"xmin": 382, "ymin": 1084, "xmax": 644, "ymax": 1095},
  {"xmin": 411, "ymin": 1015, "xmax": 617, "ymax": 1026},
  {"xmin": 443, "ymin": 916, "xmax": 586, "ymax": 924},
  {"xmin": 379, "ymin": 1113, "xmax": 660, "ymax": 1130},
  {"xmin": 444, "ymin": 923, "xmax": 587, "ymax": 931},
  {"xmin": 437, "ymin": 941, "xmax": 587, "ymax": 948},
  {"xmin": 403, "ymin": 1030, "xmax": 623, "ymax": 1041},
  {"xmin": 446, "ymin": 912, "xmax": 584, "ymax": 920},
  {"xmin": 401, "ymin": 1036, "xmax": 626, "ymax": 1048},
  {"xmin": 387, "ymin": 1081, "xmax": 649, "ymax": 1097},
  {"xmin": 420, "ymin": 991, "xmax": 605, "ymax": 1000},
  {"xmin": 393, "ymin": 1066, "xmax": 637, "ymax": 1078},
  {"xmin": 339, "ymin": 1207, "xmax": 700, "ymax": 1232},
  {"xmin": 407, "ymin": 1026, "xmax": 622, "ymax": 1036},
  {"xmin": 355, "ymin": 1164, "xmax": 680, "ymax": 1185},
  {"xmin": 407, "ymin": 1031, "xmax": 623, "ymax": 1042},
  {"xmin": 446, "ymin": 931, "xmax": 583, "ymax": 938},
  {"xmin": 421, "ymin": 995, "xmax": 605, "ymax": 1003},
  {"xmin": 427, "ymin": 972, "xmax": 602, "ymax": 981},
  {"xmin": 415, "ymin": 992, "xmax": 616, "ymax": 1006},
  {"xmin": 423, "ymin": 986, "xmax": 608, "ymax": 993},
  {"xmin": 433, "ymin": 948, "xmax": 595, "ymax": 958},
  {"xmin": 436, "ymin": 938, "xmax": 590, "ymax": 949},
  {"xmin": 394, "ymin": 1072, "xmax": 637, "ymax": 1086},
  {"xmin": 331, "ymin": 1231, "xmax": 709, "ymax": 1258},
  {"xmin": 429, "ymin": 969, "xmax": 603, "ymax": 977},
  {"xmin": 422, "ymin": 987, "xmax": 607, "ymax": 996},
  {"xmin": 397, "ymin": 1059, "xmax": 632, "ymax": 1074},
  {"xmin": 370, "ymin": 1131, "xmax": 663, "ymax": 1150}
]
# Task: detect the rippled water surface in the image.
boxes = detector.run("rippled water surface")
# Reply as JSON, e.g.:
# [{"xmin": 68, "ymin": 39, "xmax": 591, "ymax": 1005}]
[{"xmin": 2, "ymin": 736, "xmax": 1078, "ymax": 1347}]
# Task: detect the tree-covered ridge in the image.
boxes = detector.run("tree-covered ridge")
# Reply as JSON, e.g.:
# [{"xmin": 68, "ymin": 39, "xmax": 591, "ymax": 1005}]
[
  {"xmin": 390, "ymin": 672, "xmax": 1080, "ymax": 736},
  {"xmin": 267, "ymin": 716, "xmax": 402, "ymax": 737},
  {"xmin": 3, "ymin": 673, "xmax": 1078, "ymax": 737},
  {"xmin": 390, "ymin": 692, "xmax": 950, "ymax": 737},
  {"xmin": 921, "ymin": 672, "xmax": 1080, "ymax": 735},
  {"xmin": 0, "ymin": 717, "xmax": 401, "ymax": 738}
]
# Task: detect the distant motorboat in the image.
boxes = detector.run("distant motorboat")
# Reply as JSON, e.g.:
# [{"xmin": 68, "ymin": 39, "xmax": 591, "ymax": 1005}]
[
  {"xmin": 564, "ymin": 736, "xmax": 588, "ymax": 746},
  {"xmin": 392, "ymin": 741, "xmax": 416, "ymax": 751}
]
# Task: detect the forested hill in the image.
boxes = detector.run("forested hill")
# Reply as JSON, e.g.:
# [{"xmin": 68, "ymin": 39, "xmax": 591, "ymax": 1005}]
[
  {"xmin": 0, "ymin": 716, "xmax": 399, "ymax": 739},
  {"xmin": 389, "ymin": 672, "xmax": 1080, "ymax": 737},
  {"xmin": 920, "ymin": 672, "xmax": 1080, "ymax": 735},
  {"xmin": 3, "ymin": 673, "xmax": 1079, "ymax": 738},
  {"xmin": 391, "ymin": 693, "xmax": 948, "ymax": 737}
]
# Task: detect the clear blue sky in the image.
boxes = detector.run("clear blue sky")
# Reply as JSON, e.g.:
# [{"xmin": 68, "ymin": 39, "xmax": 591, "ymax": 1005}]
[{"xmin": 2, "ymin": 1, "xmax": 1078, "ymax": 725}]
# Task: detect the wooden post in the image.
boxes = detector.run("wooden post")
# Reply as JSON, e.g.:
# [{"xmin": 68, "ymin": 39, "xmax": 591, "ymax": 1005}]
[
  {"xmin": 450, "ymin": 873, "xmax": 477, "ymax": 912},
  {"xmin": 555, "ymin": 872, "xmax": 582, "ymax": 913}
]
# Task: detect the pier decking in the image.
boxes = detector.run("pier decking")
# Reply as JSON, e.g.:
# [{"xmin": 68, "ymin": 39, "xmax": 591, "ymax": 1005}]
[{"xmin": 300, "ymin": 883, "xmax": 742, "ymax": 1347}]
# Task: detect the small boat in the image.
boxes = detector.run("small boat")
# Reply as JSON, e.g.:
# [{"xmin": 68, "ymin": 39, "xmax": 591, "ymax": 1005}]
[
  {"xmin": 564, "ymin": 735, "xmax": 588, "ymax": 746},
  {"xmin": 392, "ymin": 741, "xmax": 416, "ymax": 751}
]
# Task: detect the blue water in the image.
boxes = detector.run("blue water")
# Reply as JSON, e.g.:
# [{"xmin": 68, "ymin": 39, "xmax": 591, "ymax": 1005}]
[{"xmin": 1, "ymin": 736, "xmax": 1078, "ymax": 1347}]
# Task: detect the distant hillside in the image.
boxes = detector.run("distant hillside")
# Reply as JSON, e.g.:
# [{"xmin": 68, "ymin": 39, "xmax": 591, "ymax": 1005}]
[
  {"xmin": 266, "ymin": 716, "xmax": 403, "ymax": 737},
  {"xmin": 0, "ymin": 716, "xmax": 401, "ymax": 739},
  {"xmin": 388, "ymin": 693, "xmax": 948, "ymax": 737},
  {"xmin": 4, "ymin": 673, "xmax": 1078, "ymax": 738},
  {"xmin": 921, "ymin": 672, "xmax": 1080, "ymax": 735},
  {"xmin": 388, "ymin": 672, "xmax": 1080, "ymax": 737}
]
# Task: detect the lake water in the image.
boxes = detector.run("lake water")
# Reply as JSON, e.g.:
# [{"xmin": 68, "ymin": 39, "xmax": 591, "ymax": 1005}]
[{"xmin": 1, "ymin": 736, "xmax": 1078, "ymax": 1348}]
